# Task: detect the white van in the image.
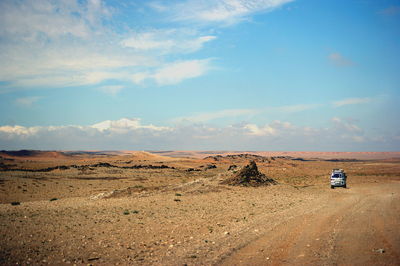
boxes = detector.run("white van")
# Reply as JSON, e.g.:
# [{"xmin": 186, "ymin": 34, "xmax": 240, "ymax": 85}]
[{"xmin": 330, "ymin": 169, "xmax": 347, "ymax": 189}]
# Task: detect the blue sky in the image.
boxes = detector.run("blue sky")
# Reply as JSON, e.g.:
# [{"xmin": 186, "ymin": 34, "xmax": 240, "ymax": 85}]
[{"xmin": 0, "ymin": 0, "xmax": 399, "ymax": 151}]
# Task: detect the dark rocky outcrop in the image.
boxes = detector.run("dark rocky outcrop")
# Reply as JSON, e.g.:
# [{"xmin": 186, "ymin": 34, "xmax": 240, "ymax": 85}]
[
  {"xmin": 221, "ymin": 161, "xmax": 277, "ymax": 187},
  {"xmin": 204, "ymin": 164, "xmax": 217, "ymax": 170},
  {"xmin": 0, "ymin": 162, "xmax": 174, "ymax": 172}
]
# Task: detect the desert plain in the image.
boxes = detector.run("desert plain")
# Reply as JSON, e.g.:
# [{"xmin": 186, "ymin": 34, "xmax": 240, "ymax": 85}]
[{"xmin": 1, "ymin": 150, "xmax": 400, "ymax": 265}]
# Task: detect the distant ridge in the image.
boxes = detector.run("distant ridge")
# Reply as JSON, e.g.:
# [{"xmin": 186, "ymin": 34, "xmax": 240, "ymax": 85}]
[
  {"xmin": 1, "ymin": 150, "xmax": 400, "ymax": 160},
  {"xmin": 0, "ymin": 150, "xmax": 68, "ymax": 158}
]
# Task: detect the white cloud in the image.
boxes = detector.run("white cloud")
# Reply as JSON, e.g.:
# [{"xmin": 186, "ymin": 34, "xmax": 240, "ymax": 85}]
[
  {"xmin": 0, "ymin": 38, "xmax": 156, "ymax": 91},
  {"xmin": 328, "ymin": 52, "xmax": 354, "ymax": 67},
  {"xmin": 0, "ymin": 0, "xmax": 293, "ymax": 92},
  {"xmin": 91, "ymin": 118, "xmax": 170, "ymax": 133},
  {"xmin": 133, "ymin": 59, "xmax": 212, "ymax": 85},
  {"xmin": 0, "ymin": 1, "xmax": 214, "ymax": 92},
  {"xmin": 244, "ymin": 120, "xmax": 294, "ymax": 136},
  {"xmin": 171, "ymin": 0, "xmax": 294, "ymax": 25},
  {"xmin": 244, "ymin": 123, "xmax": 277, "ymax": 136},
  {"xmin": 332, "ymin": 97, "xmax": 371, "ymax": 107},
  {"xmin": 14, "ymin": 96, "xmax": 42, "ymax": 107},
  {"xmin": 0, "ymin": 125, "xmax": 40, "ymax": 137}
]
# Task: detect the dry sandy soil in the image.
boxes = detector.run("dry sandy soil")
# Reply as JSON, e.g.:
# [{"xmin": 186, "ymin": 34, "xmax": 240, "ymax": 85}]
[{"xmin": 0, "ymin": 150, "xmax": 399, "ymax": 265}]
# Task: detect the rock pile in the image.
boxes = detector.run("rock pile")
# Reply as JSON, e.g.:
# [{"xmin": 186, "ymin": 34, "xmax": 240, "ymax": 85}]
[{"xmin": 221, "ymin": 161, "xmax": 277, "ymax": 187}]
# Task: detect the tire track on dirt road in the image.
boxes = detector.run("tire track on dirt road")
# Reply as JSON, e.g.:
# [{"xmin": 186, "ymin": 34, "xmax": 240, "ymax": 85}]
[{"xmin": 220, "ymin": 182, "xmax": 400, "ymax": 265}]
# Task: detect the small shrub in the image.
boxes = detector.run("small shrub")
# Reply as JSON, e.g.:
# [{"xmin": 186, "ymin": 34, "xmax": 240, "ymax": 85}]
[
  {"xmin": 131, "ymin": 210, "xmax": 139, "ymax": 214},
  {"xmin": 49, "ymin": 198, "xmax": 58, "ymax": 201},
  {"xmin": 123, "ymin": 210, "xmax": 130, "ymax": 215},
  {"xmin": 174, "ymin": 198, "xmax": 181, "ymax": 202},
  {"xmin": 175, "ymin": 193, "xmax": 182, "ymax": 196},
  {"xmin": 11, "ymin": 202, "xmax": 20, "ymax": 206}
]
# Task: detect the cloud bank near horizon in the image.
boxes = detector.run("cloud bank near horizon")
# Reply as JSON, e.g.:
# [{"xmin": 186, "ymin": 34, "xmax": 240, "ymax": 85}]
[{"xmin": 1, "ymin": 117, "xmax": 397, "ymax": 151}]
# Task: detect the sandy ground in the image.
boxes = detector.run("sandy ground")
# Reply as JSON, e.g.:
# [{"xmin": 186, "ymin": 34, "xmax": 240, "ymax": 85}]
[{"xmin": 0, "ymin": 151, "xmax": 399, "ymax": 265}]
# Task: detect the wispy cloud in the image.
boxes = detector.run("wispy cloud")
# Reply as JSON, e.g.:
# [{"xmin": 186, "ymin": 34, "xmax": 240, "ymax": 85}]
[
  {"xmin": 174, "ymin": 108, "xmax": 258, "ymax": 123},
  {"xmin": 174, "ymin": 103, "xmax": 320, "ymax": 123},
  {"xmin": 0, "ymin": 1, "xmax": 216, "ymax": 92},
  {"xmin": 0, "ymin": 0, "xmax": 151, "ymax": 91},
  {"xmin": 172, "ymin": 104, "xmax": 322, "ymax": 123},
  {"xmin": 121, "ymin": 29, "xmax": 216, "ymax": 54},
  {"xmin": 14, "ymin": 96, "xmax": 42, "ymax": 107},
  {"xmin": 169, "ymin": 0, "xmax": 294, "ymax": 25},
  {"xmin": 328, "ymin": 52, "xmax": 354, "ymax": 67},
  {"xmin": 275, "ymin": 104, "xmax": 321, "ymax": 113},
  {"xmin": 331, "ymin": 117, "xmax": 362, "ymax": 133},
  {"xmin": 332, "ymin": 97, "xmax": 371, "ymax": 107},
  {"xmin": 0, "ymin": 0, "xmax": 110, "ymax": 41},
  {"xmin": 0, "ymin": 0, "xmax": 294, "ymax": 92}
]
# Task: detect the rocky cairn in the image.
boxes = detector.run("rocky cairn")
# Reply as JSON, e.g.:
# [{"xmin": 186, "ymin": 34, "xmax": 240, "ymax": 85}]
[{"xmin": 222, "ymin": 160, "xmax": 277, "ymax": 187}]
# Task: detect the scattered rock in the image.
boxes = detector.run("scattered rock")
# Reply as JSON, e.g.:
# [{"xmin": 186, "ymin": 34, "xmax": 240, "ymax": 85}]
[
  {"xmin": 228, "ymin": 165, "xmax": 237, "ymax": 171},
  {"xmin": 374, "ymin": 248, "xmax": 385, "ymax": 253},
  {"xmin": 204, "ymin": 164, "xmax": 217, "ymax": 170},
  {"xmin": 91, "ymin": 162, "xmax": 114, "ymax": 168}
]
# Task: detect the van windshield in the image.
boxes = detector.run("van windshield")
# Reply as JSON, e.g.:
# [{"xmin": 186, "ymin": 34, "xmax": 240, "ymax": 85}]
[{"xmin": 332, "ymin": 174, "xmax": 340, "ymax": 178}]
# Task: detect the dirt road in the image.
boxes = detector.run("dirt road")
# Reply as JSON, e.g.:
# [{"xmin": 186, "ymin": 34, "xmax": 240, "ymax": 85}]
[{"xmin": 221, "ymin": 182, "xmax": 400, "ymax": 265}]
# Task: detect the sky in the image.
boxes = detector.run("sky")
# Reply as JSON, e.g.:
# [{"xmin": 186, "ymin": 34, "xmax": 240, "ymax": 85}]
[{"xmin": 0, "ymin": 0, "xmax": 399, "ymax": 151}]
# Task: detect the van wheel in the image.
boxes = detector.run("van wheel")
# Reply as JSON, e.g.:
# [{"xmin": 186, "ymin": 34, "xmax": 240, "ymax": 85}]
[
  {"xmin": 343, "ymin": 184, "xmax": 347, "ymax": 188},
  {"xmin": 331, "ymin": 186, "xmax": 334, "ymax": 189}
]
